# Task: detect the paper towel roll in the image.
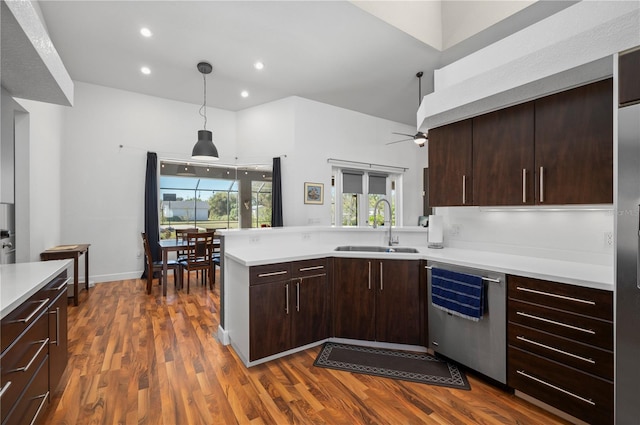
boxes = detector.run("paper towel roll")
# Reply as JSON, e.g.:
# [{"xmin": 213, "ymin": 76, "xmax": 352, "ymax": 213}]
[{"xmin": 428, "ymin": 215, "xmax": 444, "ymax": 249}]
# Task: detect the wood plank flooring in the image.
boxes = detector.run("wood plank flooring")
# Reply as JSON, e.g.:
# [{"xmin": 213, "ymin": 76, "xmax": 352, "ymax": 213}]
[{"xmin": 43, "ymin": 275, "xmax": 572, "ymax": 425}]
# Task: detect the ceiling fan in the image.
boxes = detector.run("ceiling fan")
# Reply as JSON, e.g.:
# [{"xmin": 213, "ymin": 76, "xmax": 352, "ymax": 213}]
[{"xmin": 387, "ymin": 71, "xmax": 428, "ymax": 147}]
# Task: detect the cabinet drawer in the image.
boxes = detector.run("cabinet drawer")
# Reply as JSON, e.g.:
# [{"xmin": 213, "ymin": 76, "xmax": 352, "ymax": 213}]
[
  {"xmin": 42, "ymin": 272, "xmax": 70, "ymax": 297},
  {"xmin": 2, "ymin": 295, "xmax": 52, "ymax": 353},
  {"xmin": 508, "ymin": 299, "xmax": 612, "ymax": 350},
  {"xmin": 2, "ymin": 354, "xmax": 50, "ymax": 425},
  {"xmin": 250, "ymin": 263, "xmax": 291, "ymax": 285},
  {"xmin": 508, "ymin": 346, "xmax": 612, "ymax": 425},
  {"xmin": 508, "ymin": 276, "xmax": 612, "ymax": 321},
  {"xmin": 508, "ymin": 323, "xmax": 612, "ymax": 380},
  {"xmin": 0, "ymin": 312, "xmax": 49, "ymax": 424},
  {"xmin": 291, "ymin": 258, "xmax": 327, "ymax": 278}
]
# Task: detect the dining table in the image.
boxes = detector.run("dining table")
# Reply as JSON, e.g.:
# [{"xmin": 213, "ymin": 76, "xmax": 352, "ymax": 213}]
[{"xmin": 158, "ymin": 238, "xmax": 220, "ymax": 296}]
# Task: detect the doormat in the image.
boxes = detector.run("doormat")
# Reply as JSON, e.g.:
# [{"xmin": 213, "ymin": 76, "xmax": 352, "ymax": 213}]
[{"xmin": 313, "ymin": 342, "xmax": 470, "ymax": 390}]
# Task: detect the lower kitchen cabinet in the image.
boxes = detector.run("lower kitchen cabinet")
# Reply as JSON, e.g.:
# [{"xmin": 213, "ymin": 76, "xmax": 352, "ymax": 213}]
[
  {"xmin": 333, "ymin": 257, "xmax": 421, "ymax": 345},
  {"xmin": 507, "ymin": 275, "xmax": 613, "ymax": 425},
  {"xmin": 1, "ymin": 269, "xmax": 69, "ymax": 425},
  {"xmin": 249, "ymin": 259, "xmax": 329, "ymax": 361}
]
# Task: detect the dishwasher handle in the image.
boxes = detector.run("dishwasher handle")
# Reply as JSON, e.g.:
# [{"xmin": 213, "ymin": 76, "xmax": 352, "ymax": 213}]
[{"xmin": 424, "ymin": 265, "xmax": 501, "ymax": 284}]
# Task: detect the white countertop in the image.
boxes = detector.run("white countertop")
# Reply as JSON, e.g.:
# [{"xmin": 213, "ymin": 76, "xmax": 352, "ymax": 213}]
[
  {"xmin": 1, "ymin": 260, "xmax": 72, "ymax": 319},
  {"xmin": 225, "ymin": 244, "xmax": 613, "ymax": 291}
]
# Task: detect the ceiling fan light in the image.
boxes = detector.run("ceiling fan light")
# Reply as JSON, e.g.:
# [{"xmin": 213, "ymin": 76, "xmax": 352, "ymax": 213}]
[
  {"xmin": 413, "ymin": 132, "xmax": 427, "ymax": 145},
  {"xmin": 192, "ymin": 130, "xmax": 219, "ymax": 160}
]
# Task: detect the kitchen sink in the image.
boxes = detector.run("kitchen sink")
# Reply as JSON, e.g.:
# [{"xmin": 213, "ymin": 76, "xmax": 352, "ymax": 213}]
[{"xmin": 334, "ymin": 245, "xmax": 419, "ymax": 253}]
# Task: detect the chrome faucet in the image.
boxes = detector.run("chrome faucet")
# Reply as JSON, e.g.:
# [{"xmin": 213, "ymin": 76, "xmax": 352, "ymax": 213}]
[{"xmin": 372, "ymin": 198, "xmax": 398, "ymax": 246}]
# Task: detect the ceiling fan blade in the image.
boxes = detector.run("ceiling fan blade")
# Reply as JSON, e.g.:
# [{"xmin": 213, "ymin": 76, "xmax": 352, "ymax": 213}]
[
  {"xmin": 385, "ymin": 138, "xmax": 412, "ymax": 145},
  {"xmin": 391, "ymin": 132, "xmax": 414, "ymax": 137}
]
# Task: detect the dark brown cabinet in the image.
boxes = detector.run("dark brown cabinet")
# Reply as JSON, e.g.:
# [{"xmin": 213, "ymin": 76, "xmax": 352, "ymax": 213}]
[
  {"xmin": 507, "ymin": 275, "xmax": 613, "ymax": 425},
  {"xmin": 46, "ymin": 275, "xmax": 69, "ymax": 394},
  {"xmin": 429, "ymin": 80, "xmax": 613, "ymax": 207},
  {"xmin": 619, "ymin": 47, "xmax": 640, "ymax": 106},
  {"xmin": 534, "ymin": 79, "xmax": 613, "ymax": 205},
  {"xmin": 1, "ymin": 269, "xmax": 69, "ymax": 425},
  {"xmin": 333, "ymin": 258, "xmax": 421, "ymax": 345},
  {"xmin": 249, "ymin": 259, "xmax": 328, "ymax": 361},
  {"xmin": 427, "ymin": 119, "xmax": 473, "ymax": 206},
  {"xmin": 473, "ymin": 102, "xmax": 535, "ymax": 206}
]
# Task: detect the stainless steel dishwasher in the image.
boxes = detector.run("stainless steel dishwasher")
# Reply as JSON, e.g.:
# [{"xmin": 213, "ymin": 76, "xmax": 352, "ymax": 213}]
[{"xmin": 426, "ymin": 261, "xmax": 506, "ymax": 384}]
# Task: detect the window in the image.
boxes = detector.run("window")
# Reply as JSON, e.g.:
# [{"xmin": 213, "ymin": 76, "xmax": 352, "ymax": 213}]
[
  {"xmin": 332, "ymin": 167, "xmax": 402, "ymax": 227},
  {"xmin": 159, "ymin": 161, "xmax": 271, "ymax": 237}
]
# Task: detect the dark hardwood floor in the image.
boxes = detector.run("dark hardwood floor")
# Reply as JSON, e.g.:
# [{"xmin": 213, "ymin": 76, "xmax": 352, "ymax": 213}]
[{"xmin": 42, "ymin": 273, "xmax": 571, "ymax": 424}]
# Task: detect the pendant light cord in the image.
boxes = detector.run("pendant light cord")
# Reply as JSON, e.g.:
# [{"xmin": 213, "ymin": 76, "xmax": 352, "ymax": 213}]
[{"xmin": 199, "ymin": 72, "xmax": 207, "ymax": 130}]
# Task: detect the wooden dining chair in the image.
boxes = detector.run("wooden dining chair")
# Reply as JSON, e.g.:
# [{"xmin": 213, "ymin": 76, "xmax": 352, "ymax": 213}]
[
  {"xmin": 179, "ymin": 231, "xmax": 215, "ymax": 293},
  {"xmin": 175, "ymin": 228, "xmax": 198, "ymax": 260},
  {"xmin": 141, "ymin": 232, "xmax": 182, "ymax": 294}
]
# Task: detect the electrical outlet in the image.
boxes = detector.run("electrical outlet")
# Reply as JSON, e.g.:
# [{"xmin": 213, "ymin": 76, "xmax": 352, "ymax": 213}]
[
  {"xmin": 250, "ymin": 236, "xmax": 260, "ymax": 244},
  {"xmin": 136, "ymin": 250, "xmax": 142, "ymax": 258},
  {"xmin": 302, "ymin": 233, "xmax": 311, "ymax": 240},
  {"xmin": 604, "ymin": 232, "xmax": 613, "ymax": 248},
  {"xmin": 449, "ymin": 224, "xmax": 461, "ymax": 238}
]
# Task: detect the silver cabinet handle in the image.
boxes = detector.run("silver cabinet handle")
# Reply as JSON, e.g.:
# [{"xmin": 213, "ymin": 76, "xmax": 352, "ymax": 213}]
[
  {"xmin": 29, "ymin": 391, "xmax": 50, "ymax": 425},
  {"xmin": 516, "ymin": 370, "xmax": 594, "ymax": 405},
  {"xmin": 516, "ymin": 311, "xmax": 595, "ymax": 334},
  {"xmin": 637, "ymin": 204, "xmax": 640, "ymax": 289},
  {"xmin": 49, "ymin": 307, "xmax": 60, "ymax": 346},
  {"xmin": 522, "ymin": 169, "xmax": 527, "ymax": 203},
  {"xmin": 380, "ymin": 262, "xmax": 383, "ymax": 291},
  {"xmin": 368, "ymin": 261, "xmax": 371, "ymax": 290},
  {"xmin": 299, "ymin": 265, "xmax": 324, "ymax": 272},
  {"xmin": 462, "ymin": 175, "xmax": 467, "ymax": 205},
  {"xmin": 51, "ymin": 277, "xmax": 72, "ymax": 292},
  {"xmin": 258, "ymin": 270, "xmax": 288, "ymax": 278},
  {"xmin": 9, "ymin": 298, "xmax": 50, "ymax": 324},
  {"xmin": 516, "ymin": 286, "xmax": 596, "ymax": 305},
  {"xmin": 296, "ymin": 280, "xmax": 300, "ymax": 312},
  {"xmin": 285, "ymin": 283, "xmax": 290, "ymax": 315},
  {"xmin": 516, "ymin": 335, "xmax": 595, "ymax": 364},
  {"xmin": 0, "ymin": 381, "xmax": 11, "ymax": 399},
  {"xmin": 539, "ymin": 166, "xmax": 545, "ymax": 203},
  {"xmin": 10, "ymin": 338, "xmax": 49, "ymax": 372}
]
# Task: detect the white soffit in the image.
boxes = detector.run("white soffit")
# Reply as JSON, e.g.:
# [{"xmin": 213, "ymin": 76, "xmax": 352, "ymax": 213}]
[
  {"xmin": 418, "ymin": 1, "xmax": 640, "ymax": 131},
  {"xmin": 1, "ymin": 0, "xmax": 73, "ymax": 106}
]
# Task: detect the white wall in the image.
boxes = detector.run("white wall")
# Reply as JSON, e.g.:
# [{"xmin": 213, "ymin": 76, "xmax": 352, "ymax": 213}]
[
  {"xmin": 59, "ymin": 82, "xmax": 237, "ymax": 282},
  {"xmin": 237, "ymin": 96, "xmax": 425, "ymax": 227}
]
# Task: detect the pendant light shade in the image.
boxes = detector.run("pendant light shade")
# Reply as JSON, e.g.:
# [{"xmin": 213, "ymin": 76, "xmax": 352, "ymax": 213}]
[
  {"xmin": 192, "ymin": 61, "xmax": 219, "ymax": 160},
  {"xmin": 192, "ymin": 129, "xmax": 218, "ymax": 159}
]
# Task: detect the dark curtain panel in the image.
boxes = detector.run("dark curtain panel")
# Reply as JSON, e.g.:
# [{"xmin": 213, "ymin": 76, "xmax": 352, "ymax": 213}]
[
  {"xmin": 271, "ymin": 157, "xmax": 283, "ymax": 227},
  {"xmin": 143, "ymin": 152, "xmax": 160, "ymax": 278}
]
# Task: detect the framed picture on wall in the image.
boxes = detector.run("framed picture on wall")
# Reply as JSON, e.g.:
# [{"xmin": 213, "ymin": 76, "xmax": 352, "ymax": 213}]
[{"xmin": 304, "ymin": 182, "xmax": 324, "ymax": 205}]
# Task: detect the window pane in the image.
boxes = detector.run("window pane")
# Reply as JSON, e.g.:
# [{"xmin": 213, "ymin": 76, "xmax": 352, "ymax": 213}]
[
  {"xmin": 342, "ymin": 194, "xmax": 358, "ymax": 226},
  {"xmin": 252, "ymin": 181, "xmax": 272, "ymax": 228}
]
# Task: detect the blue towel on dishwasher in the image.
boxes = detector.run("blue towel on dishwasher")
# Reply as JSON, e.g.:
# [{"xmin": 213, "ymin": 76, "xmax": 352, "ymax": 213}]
[{"xmin": 431, "ymin": 267, "xmax": 485, "ymax": 321}]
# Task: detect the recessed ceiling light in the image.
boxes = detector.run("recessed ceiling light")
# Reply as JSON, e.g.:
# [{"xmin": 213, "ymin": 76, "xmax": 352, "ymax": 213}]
[
  {"xmin": 241, "ymin": 90, "xmax": 249, "ymax": 98},
  {"xmin": 140, "ymin": 27, "xmax": 152, "ymax": 38},
  {"xmin": 254, "ymin": 61, "xmax": 264, "ymax": 70},
  {"xmin": 141, "ymin": 66, "xmax": 151, "ymax": 75}
]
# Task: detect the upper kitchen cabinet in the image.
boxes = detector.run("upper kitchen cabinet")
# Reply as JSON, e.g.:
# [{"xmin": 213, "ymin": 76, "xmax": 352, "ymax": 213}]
[
  {"xmin": 428, "ymin": 119, "xmax": 473, "ymax": 206},
  {"xmin": 534, "ymin": 79, "xmax": 613, "ymax": 205},
  {"xmin": 473, "ymin": 103, "xmax": 535, "ymax": 206},
  {"xmin": 619, "ymin": 47, "xmax": 640, "ymax": 107}
]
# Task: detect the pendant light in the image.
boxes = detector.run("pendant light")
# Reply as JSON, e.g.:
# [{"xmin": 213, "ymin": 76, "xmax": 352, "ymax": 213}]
[{"xmin": 192, "ymin": 61, "xmax": 219, "ymax": 160}]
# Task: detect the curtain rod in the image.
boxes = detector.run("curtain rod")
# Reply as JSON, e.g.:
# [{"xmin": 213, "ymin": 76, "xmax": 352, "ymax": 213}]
[{"xmin": 327, "ymin": 158, "xmax": 408, "ymax": 172}]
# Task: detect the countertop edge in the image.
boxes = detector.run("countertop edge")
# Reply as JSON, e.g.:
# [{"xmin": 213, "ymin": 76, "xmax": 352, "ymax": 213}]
[
  {"xmin": 225, "ymin": 246, "xmax": 613, "ymax": 291},
  {"xmin": 1, "ymin": 260, "xmax": 73, "ymax": 319}
]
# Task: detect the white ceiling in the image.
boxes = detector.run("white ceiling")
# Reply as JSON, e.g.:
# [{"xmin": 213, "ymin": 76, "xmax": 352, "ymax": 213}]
[{"xmin": 26, "ymin": 1, "xmax": 573, "ymax": 127}]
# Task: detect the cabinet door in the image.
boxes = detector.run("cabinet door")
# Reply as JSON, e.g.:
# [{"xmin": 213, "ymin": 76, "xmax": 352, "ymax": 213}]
[
  {"xmin": 428, "ymin": 119, "xmax": 473, "ymax": 206},
  {"xmin": 376, "ymin": 260, "xmax": 421, "ymax": 345},
  {"xmin": 535, "ymin": 79, "xmax": 613, "ymax": 204},
  {"xmin": 333, "ymin": 258, "xmax": 375, "ymax": 341},
  {"xmin": 619, "ymin": 47, "xmax": 640, "ymax": 107},
  {"xmin": 473, "ymin": 102, "xmax": 535, "ymax": 206},
  {"xmin": 291, "ymin": 274, "xmax": 329, "ymax": 348},
  {"xmin": 49, "ymin": 290, "xmax": 68, "ymax": 393},
  {"xmin": 249, "ymin": 281, "xmax": 291, "ymax": 360}
]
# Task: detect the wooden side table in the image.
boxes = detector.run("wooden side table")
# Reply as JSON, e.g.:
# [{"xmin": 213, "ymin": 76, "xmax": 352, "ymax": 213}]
[{"xmin": 41, "ymin": 244, "xmax": 90, "ymax": 306}]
